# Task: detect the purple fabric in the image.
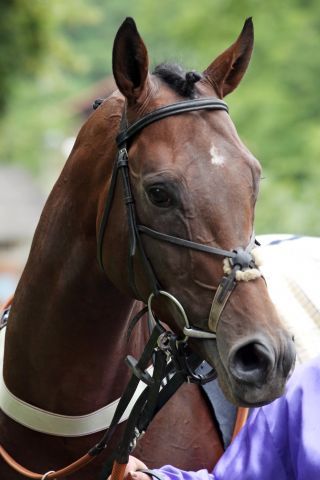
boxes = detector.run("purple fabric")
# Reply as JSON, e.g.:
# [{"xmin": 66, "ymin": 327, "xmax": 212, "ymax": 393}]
[{"xmin": 153, "ymin": 356, "xmax": 320, "ymax": 480}]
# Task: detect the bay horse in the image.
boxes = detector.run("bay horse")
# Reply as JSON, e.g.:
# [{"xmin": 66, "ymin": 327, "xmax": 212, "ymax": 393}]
[{"xmin": 0, "ymin": 18, "xmax": 295, "ymax": 479}]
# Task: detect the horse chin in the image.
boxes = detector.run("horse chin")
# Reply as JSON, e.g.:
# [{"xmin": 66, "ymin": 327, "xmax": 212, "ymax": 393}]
[
  {"xmin": 220, "ymin": 375, "xmax": 287, "ymax": 407},
  {"xmin": 191, "ymin": 338, "xmax": 287, "ymax": 408},
  {"xmin": 220, "ymin": 376, "xmax": 287, "ymax": 408}
]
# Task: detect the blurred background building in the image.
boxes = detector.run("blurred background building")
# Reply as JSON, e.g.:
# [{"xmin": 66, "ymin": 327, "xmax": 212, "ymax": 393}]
[
  {"xmin": 0, "ymin": 0, "xmax": 319, "ymax": 303},
  {"xmin": 0, "ymin": 167, "xmax": 45, "ymax": 303}
]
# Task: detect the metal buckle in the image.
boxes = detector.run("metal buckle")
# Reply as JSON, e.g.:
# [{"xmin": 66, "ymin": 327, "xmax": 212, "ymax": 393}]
[
  {"xmin": 0, "ymin": 307, "xmax": 10, "ymax": 330},
  {"xmin": 148, "ymin": 290, "xmax": 216, "ymax": 340}
]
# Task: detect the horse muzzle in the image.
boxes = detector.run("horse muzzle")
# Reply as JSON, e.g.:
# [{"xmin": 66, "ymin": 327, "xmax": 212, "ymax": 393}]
[{"xmin": 218, "ymin": 330, "xmax": 296, "ymax": 406}]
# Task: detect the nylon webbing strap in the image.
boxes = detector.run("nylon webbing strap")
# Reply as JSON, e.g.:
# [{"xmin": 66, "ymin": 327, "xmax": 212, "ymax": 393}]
[
  {"xmin": 115, "ymin": 350, "xmax": 168, "ymax": 464},
  {"xmin": 90, "ymin": 324, "xmax": 163, "ymax": 455}
]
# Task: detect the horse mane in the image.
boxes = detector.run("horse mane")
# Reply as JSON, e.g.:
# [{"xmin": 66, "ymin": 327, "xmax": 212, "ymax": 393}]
[{"xmin": 153, "ymin": 63, "xmax": 202, "ymax": 98}]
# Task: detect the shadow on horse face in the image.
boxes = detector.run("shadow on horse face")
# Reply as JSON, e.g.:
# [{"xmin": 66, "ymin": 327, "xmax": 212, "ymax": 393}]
[{"xmin": 102, "ymin": 18, "xmax": 295, "ymax": 407}]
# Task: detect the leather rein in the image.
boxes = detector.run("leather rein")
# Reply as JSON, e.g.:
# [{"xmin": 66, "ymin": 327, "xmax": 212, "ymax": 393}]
[{"xmin": 0, "ymin": 299, "xmax": 218, "ymax": 479}]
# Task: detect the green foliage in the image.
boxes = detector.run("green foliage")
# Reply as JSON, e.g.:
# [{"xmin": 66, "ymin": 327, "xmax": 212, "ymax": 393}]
[
  {"xmin": 0, "ymin": 1, "xmax": 49, "ymax": 111},
  {"xmin": 0, "ymin": 0, "xmax": 319, "ymax": 234},
  {"xmin": 0, "ymin": 0, "xmax": 101, "ymax": 113}
]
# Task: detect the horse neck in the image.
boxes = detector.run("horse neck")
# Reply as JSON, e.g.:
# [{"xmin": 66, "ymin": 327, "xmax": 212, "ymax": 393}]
[{"xmin": 4, "ymin": 97, "xmax": 149, "ymax": 414}]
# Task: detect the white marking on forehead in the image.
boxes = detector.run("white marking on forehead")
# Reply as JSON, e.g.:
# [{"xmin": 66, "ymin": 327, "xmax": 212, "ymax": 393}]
[{"xmin": 210, "ymin": 144, "xmax": 225, "ymax": 166}]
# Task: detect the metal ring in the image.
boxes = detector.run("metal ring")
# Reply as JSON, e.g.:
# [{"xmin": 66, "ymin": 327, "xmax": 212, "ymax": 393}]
[
  {"xmin": 148, "ymin": 290, "xmax": 190, "ymax": 335},
  {"xmin": 148, "ymin": 291, "xmax": 218, "ymax": 340},
  {"xmin": 41, "ymin": 471, "xmax": 56, "ymax": 480}
]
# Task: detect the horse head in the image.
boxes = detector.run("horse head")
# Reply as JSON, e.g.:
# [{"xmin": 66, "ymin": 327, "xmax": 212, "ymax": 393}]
[{"xmin": 99, "ymin": 18, "xmax": 295, "ymax": 407}]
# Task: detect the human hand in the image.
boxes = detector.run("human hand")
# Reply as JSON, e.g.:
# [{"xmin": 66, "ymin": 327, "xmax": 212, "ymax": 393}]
[{"xmin": 108, "ymin": 456, "xmax": 150, "ymax": 480}]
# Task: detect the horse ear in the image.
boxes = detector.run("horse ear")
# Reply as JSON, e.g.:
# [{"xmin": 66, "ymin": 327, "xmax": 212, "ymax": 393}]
[
  {"xmin": 203, "ymin": 18, "xmax": 254, "ymax": 98},
  {"xmin": 112, "ymin": 17, "xmax": 149, "ymax": 104}
]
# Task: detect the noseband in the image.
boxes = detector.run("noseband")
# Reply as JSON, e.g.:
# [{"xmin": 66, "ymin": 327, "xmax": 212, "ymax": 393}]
[{"xmin": 97, "ymin": 98, "xmax": 261, "ymax": 340}]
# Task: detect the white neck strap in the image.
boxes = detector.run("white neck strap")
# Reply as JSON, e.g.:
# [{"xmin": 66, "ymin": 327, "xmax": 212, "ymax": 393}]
[{"xmin": 0, "ymin": 326, "xmax": 152, "ymax": 437}]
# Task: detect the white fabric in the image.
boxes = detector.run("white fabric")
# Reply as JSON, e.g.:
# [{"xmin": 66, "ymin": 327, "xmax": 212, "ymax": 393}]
[
  {"xmin": 0, "ymin": 326, "xmax": 153, "ymax": 437},
  {"xmin": 257, "ymin": 235, "xmax": 320, "ymax": 364}
]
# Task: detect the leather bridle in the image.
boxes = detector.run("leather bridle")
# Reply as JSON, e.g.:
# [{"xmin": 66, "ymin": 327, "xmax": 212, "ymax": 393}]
[{"xmin": 97, "ymin": 97, "xmax": 260, "ymax": 340}]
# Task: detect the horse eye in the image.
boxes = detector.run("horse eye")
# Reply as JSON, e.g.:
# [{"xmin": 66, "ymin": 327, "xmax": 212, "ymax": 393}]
[{"xmin": 147, "ymin": 185, "xmax": 172, "ymax": 207}]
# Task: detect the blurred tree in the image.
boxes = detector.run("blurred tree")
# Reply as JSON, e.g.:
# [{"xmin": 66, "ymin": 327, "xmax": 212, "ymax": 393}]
[
  {"xmin": 0, "ymin": 1, "xmax": 50, "ymax": 112},
  {"xmin": 0, "ymin": 0, "xmax": 319, "ymax": 234},
  {"xmin": 0, "ymin": 0, "xmax": 99, "ymax": 113}
]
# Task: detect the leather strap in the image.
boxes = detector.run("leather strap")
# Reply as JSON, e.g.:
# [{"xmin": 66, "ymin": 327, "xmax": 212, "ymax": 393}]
[
  {"xmin": 0, "ymin": 446, "xmax": 93, "ymax": 479},
  {"xmin": 138, "ymin": 225, "xmax": 235, "ymax": 258},
  {"xmin": 116, "ymin": 98, "xmax": 228, "ymax": 146},
  {"xmin": 231, "ymin": 407, "xmax": 249, "ymax": 441},
  {"xmin": 208, "ymin": 278, "xmax": 235, "ymax": 333}
]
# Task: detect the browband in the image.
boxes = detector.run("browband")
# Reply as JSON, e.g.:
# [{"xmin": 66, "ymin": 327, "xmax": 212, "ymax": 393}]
[{"xmin": 116, "ymin": 98, "xmax": 229, "ymax": 146}]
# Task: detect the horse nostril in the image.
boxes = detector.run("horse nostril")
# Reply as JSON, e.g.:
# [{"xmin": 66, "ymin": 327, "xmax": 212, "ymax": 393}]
[{"xmin": 229, "ymin": 341, "xmax": 275, "ymax": 385}]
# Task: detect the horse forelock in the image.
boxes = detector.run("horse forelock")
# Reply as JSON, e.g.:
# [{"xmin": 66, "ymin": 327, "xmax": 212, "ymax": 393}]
[{"xmin": 152, "ymin": 63, "xmax": 202, "ymax": 99}]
